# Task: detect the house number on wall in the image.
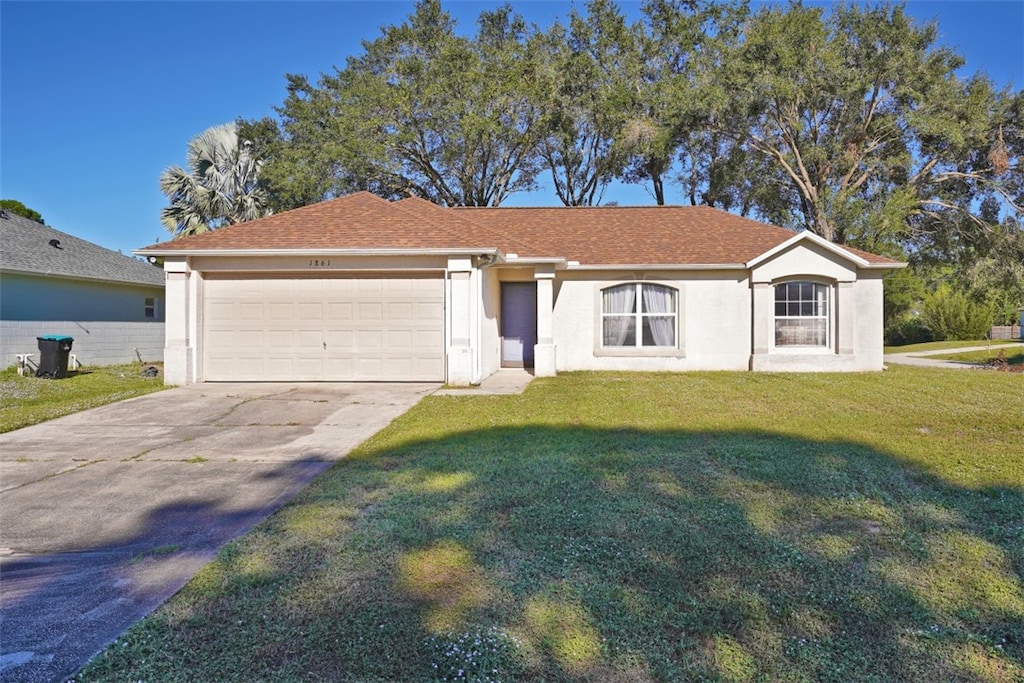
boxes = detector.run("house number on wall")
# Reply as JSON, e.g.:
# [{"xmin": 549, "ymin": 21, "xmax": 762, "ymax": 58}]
[{"xmin": 308, "ymin": 259, "xmax": 332, "ymax": 267}]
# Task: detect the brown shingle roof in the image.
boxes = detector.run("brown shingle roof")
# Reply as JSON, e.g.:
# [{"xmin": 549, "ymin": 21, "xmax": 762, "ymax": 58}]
[
  {"xmin": 142, "ymin": 192, "xmax": 483, "ymax": 252},
  {"xmin": 455, "ymin": 205, "xmax": 793, "ymax": 265},
  {"xmin": 140, "ymin": 192, "xmax": 901, "ymax": 267}
]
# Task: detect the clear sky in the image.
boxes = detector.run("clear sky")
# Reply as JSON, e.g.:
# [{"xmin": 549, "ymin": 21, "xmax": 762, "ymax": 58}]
[{"xmin": 2, "ymin": 1, "xmax": 1022, "ymax": 255}]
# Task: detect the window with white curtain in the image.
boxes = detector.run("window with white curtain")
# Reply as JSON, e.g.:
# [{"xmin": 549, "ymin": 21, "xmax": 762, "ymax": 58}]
[
  {"xmin": 774, "ymin": 281, "xmax": 829, "ymax": 347},
  {"xmin": 601, "ymin": 283, "xmax": 677, "ymax": 347}
]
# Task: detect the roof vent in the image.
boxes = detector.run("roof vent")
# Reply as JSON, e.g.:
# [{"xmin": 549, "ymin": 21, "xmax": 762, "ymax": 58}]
[
  {"xmin": 0, "ymin": 209, "xmax": 9, "ymax": 219},
  {"xmin": 49, "ymin": 238, "xmax": 62, "ymax": 249}
]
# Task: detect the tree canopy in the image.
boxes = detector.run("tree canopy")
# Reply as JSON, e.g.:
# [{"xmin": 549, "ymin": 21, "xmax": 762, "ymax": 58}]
[
  {"xmin": 0, "ymin": 199, "xmax": 45, "ymax": 224},
  {"xmin": 241, "ymin": 0, "xmax": 1021, "ymax": 330},
  {"xmin": 160, "ymin": 123, "xmax": 271, "ymax": 238}
]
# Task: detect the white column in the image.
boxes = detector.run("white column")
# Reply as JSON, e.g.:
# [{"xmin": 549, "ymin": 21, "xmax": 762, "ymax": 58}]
[
  {"xmin": 749, "ymin": 281, "xmax": 772, "ymax": 370},
  {"xmin": 534, "ymin": 267, "xmax": 556, "ymax": 377},
  {"xmin": 447, "ymin": 257, "xmax": 474, "ymax": 385},
  {"xmin": 837, "ymin": 280, "xmax": 855, "ymax": 355},
  {"xmin": 163, "ymin": 259, "xmax": 193, "ymax": 385}
]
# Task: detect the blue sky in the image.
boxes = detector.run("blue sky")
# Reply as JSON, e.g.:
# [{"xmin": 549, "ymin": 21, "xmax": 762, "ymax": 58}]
[{"xmin": 2, "ymin": 1, "xmax": 1022, "ymax": 255}]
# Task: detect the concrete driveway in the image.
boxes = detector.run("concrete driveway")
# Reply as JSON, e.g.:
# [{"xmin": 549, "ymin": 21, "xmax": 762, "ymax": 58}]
[{"xmin": 0, "ymin": 382, "xmax": 436, "ymax": 683}]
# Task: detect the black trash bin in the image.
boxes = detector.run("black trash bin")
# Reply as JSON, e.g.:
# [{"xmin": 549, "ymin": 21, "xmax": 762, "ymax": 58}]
[{"xmin": 36, "ymin": 335, "xmax": 74, "ymax": 379}]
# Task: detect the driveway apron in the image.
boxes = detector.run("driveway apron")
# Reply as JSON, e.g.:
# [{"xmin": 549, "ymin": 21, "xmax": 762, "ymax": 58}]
[{"xmin": 0, "ymin": 382, "xmax": 436, "ymax": 683}]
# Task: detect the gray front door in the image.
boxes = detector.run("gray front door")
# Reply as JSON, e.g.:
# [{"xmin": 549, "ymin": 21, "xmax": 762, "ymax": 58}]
[{"xmin": 501, "ymin": 282, "xmax": 536, "ymax": 367}]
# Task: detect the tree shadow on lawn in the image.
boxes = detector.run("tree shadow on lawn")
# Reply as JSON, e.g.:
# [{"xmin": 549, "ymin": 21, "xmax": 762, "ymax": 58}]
[{"xmin": 81, "ymin": 427, "xmax": 1023, "ymax": 683}]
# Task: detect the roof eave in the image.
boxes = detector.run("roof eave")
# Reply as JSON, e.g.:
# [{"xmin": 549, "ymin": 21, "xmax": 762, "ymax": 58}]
[
  {"xmin": 566, "ymin": 262, "xmax": 747, "ymax": 271},
  {"xmin": 135, "ymin": 247, "xmax": 503, "ymax": 258}
]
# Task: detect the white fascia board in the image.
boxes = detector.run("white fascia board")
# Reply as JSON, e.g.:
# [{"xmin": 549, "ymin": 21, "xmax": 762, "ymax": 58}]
[
  {"xmin": 567, "ymin": 262, "xmax": 747, "ymax": 271},
  {"xmin": 502, "ymin": 256, "xmax": 568, "ymax": 268},
  {"xmin": 746, "ymin": 231, "xmax": 870, "ymax": 269},
  {"xmin": 134, "ymin": 247, "xmax": 502, "ymax": 259},
  {"xmin": 862, "ymin": 261, "xmax": 909, "ymax": 270}
]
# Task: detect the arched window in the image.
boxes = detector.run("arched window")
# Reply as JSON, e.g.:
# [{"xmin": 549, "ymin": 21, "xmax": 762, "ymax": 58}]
[
  {"xmin": 774, "ymin": 281, "xmax": 829, "ymax": 347},
  {"xmin": 602, "ymin": 283, "xmax": 677, "ymax": 347}
]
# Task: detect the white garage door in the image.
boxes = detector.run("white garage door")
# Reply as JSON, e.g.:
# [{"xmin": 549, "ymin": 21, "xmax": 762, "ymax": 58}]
[{"xmin": 203, "ymin": 275, "xmax": 445, "ymax": 381}]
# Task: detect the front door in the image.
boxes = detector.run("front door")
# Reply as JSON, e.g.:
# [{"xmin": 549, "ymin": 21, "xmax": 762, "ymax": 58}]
[{"xmin": 501, "ymin": 282, "xmax": 537, "ymax": 368}]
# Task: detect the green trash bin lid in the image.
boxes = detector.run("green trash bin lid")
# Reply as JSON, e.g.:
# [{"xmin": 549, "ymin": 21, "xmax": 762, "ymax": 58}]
[{"xmin": 38, "ymin": 335, "xmax": 74, "ymax": 342}]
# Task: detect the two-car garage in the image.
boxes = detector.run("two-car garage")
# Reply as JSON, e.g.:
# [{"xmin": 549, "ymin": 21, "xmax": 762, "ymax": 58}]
[{"xmin": 201, "ymin": 275, "xmax": 445, "ymax": 382}]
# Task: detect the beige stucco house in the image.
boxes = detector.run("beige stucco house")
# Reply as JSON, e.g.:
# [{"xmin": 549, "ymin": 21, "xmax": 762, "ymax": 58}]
[{"xmin": 137, "ymin": 192, "xmax": 904, "ymax": 386}]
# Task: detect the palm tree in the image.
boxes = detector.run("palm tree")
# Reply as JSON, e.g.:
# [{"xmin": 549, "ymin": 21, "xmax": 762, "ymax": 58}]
[{"xmin": 159, "ymin": 123, "xmax": 270, "ymax": 238}]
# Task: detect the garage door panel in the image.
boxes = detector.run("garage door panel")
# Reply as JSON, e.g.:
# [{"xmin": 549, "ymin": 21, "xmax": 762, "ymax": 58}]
[
  {"xmin": 297, "ymin": 329, "xmax": 322, "ymax": 348},
  {"xmin": 236, "ymin": 331, "xmax": 266, "ymax": 349},
  {"xmin": 358, "ymin": 302, "xmax": 383, "ymax": 321},
  {"xmin": 387, "ymin": 301, "xmax": 414, "ymax": 320},
  {"xmin": 297, "ymin": 302, "xmax": 322, "ymax": 319},
  {"xmin": 265, "ymin": 330, "xmax": 295, "ymax": 348},
  {"xmin": 355, "ymin": 357, "xmax": 383, "ymax": 376},
  {"xmin": 418, "ymin": 329, "xmax": 444, "ymax": 347},
  {"xmin": 205, "ymin": 328, "xmax": 235, "ymax": 348},
  {"xmin": 327, "ymin": 302, "xmax": 354, "ymax": 319},
  {"xmin": 357, "ymin": 279, "xmax": 385, "ymax": 295},
  {"xmin": 417, "ymin": 301, "xmax": 443, "ymax": 320},
  {"xmin": 267, "ymin": 302, "xmax": 293, "ymax": 320},
  {"xmin": 324, "ymin": 329, "xmax": 355, "ymax": 347},
  {"xmin": 356, "ymin": 329, "xmax": 383, "ymax": 349},
  {"xmin": 293, "ymin": 358, "xmax": 323, "ymax": 376},
  {"xmin": 386, "ymin": 330, "xmax": 413, "ymax": 348},
  {"xmin": 207, "ymin": 301, "xmax": 235, "ymax": 319},
  {"xmin": 295, "ymin": 279, "xmax": 322, "ymax": 293},
  {"xmin": 204, "ymin": 276, "xmax": 444, "ymax": 381},
  {"xmin": 239, "ymin": 302, "xmax": 265, "ymax": 320}
]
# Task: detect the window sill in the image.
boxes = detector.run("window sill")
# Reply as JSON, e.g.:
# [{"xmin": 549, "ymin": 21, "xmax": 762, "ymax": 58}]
[
  {"xmin": 594, "ymin": 346, "xmax": 684, "ymax": 358},
  {"xmin": 771, "ymin": 346, "xmax": 833, "ymax": 354}
]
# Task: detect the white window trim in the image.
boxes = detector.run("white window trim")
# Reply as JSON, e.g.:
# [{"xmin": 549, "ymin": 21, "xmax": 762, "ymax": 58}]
[
  {"xmin": 771, "ymin": 280, "xmax": 834, "ymax": 353},
  {"xmin": 144, "ymin": 296, "xmax": 157, "ymax": 319},
  {"xmin": 594, "ymin": 282, "xmax": 685, "ymax": 358}
]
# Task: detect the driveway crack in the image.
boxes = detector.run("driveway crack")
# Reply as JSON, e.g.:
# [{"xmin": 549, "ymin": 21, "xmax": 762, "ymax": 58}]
[{"xmin": 0, "ymin": 459, "xmax": 100, "ymax": 493}]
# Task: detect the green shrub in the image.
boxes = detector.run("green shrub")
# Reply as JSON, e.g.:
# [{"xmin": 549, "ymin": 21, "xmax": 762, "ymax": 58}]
[
  {"xmin": 884, "ymin": 314, "xmax": 933, "ymax": 346},
  {"xmin": 920, "ymin": 287, "xmax": 996, "ymax": 341}
]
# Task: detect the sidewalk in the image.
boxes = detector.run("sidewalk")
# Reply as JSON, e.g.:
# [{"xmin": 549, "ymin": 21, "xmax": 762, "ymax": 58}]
[
  {"xmin": 434, "ymin": 368, "xmax": 534, "ymax": 396},
  {"xmin": 884, "ymin": 342, "xmax": 1021, "ymax": 369}
]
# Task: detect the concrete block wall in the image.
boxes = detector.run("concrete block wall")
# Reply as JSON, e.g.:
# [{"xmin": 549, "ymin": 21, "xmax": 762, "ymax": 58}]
[{"xmin": 1, "ymin": 321, "xmax": 165, "ymax": 369}]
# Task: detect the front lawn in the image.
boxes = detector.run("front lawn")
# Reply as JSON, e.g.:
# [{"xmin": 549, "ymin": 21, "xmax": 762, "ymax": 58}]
[
  {"xmin": 78, "ymin": 368, "xmax": 1023, "ymax": 682},
  {"xmin": 0, "ymin": 364, "xmax": 166, "ymax": 433}
]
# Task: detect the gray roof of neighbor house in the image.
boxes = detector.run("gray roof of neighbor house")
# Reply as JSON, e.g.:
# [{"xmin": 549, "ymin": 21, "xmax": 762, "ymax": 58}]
[{"xmin": 0, "ymin": 210, "xmax": 164, "ymax": 287}]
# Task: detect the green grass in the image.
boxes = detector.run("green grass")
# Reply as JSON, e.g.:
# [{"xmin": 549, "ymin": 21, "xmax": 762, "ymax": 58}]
[
  {"xmin": 0, "ymin": 364, "xmax": 167, "ymax": 433},
  {"xmin": 77, "ymin": 368, "xmax": 1023, "ymax": 682},
  {"xmin": 885, "ymin": 339, "xmax": 1022, "ymax": 354},
  {"xmin": 926, "ymin": 347, "xmax": 1024, "ymax": 366}
]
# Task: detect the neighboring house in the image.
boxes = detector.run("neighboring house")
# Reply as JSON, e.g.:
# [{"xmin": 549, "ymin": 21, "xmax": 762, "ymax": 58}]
[
  {"xmin": 0, "ymin": 210, "xmax": 165, "ymax": 368},
  {"xmin": 138, "ymin": 192, "xmax": 905, "ymax": 386}
]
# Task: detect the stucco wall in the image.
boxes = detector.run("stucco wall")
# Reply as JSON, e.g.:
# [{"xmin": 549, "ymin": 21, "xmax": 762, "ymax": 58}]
[
  {"xmin": 1, "ymin": 320, "xmax": 165, "ymax": 369},
  {"xmin": 550, "ymin": 270, "xmax": 753, "ymax": 372},
  {"xmin": 0, "ymin": 273, "xmax": 164, "ymax": 322}
]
